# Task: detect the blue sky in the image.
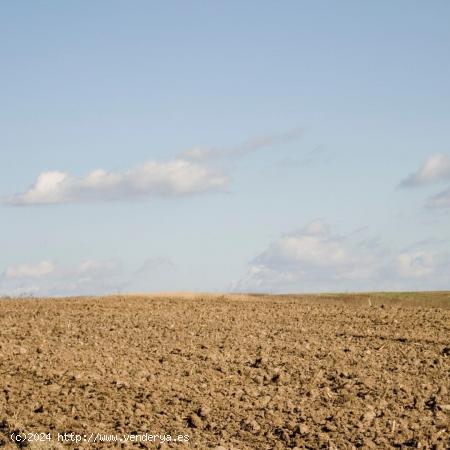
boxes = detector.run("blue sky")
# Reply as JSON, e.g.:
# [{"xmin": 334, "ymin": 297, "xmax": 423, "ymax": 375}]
[{"xmin": 1, "ymin": 1, "xmax": 450, "ymax": 295}]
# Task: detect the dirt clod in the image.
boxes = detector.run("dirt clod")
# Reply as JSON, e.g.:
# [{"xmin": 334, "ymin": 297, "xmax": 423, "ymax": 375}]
[
  {"xmin": 198, "ymin": 406, "xmax": 211, "ymax": 418},
  {"xmin": 187, "ymin": 413, "xmax": 204, "ymax": 429}
]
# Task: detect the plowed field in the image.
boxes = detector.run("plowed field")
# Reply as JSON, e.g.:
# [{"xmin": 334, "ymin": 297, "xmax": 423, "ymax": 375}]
[{"xmin": 0, "ymin": 292, "xmax": 449, "ymax": 449}]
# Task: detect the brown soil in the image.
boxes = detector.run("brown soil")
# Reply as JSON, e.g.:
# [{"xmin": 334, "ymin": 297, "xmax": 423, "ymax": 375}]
[{"xmin": 0, "ymin": 292, "xmax": 449, "ymax": 449}]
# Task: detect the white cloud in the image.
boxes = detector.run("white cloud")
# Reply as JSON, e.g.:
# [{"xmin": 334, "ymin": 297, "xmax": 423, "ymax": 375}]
[
  {"xmin": 1, "ymin": 259, "xmax": 126, "ymax": 296},
  {"xmin": 233, "ymin": 221, "xmax": 450, "ymax": 293},
  {"xmin": 0, "ymin": 256, "xmax": 178, "ymax": 297},
  {"xmin": 395, "ymin": 251, "xmax": 437, "ymax": 278},
  {"xmin": 261, "ymin": 230, "xmax": 348, "ymax": 268},
  {"xmin": 4, "ymin": 261, "xmax": 55, "ymax": 279},
  {"xmin": 4, "ymin": 128, "xmax": 304, "ymax": 206},
  {"xmin": 398, "ymin": 154, "xmax": 450, "ymax": 209},
  {"xmin": 400, "ymin": 154, "xmax": 450, "ymax": 187},
  {"xmin": 77, "ymin": 259, "xmax": 122, "ymax": 276},
  {"xmin": 5, "ymin": 159, "xmax": 228, "ymax": 205},
  {"xmin": 180, "ymin": 127, "xmax": 303, "ymax": 161}
]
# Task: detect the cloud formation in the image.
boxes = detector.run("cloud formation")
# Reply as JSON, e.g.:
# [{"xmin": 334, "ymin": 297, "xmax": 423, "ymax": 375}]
[
  {"xmin": 399, "ymin": 154, "xmax": 450, "ymax": 209},
  {"xmin": 180, "ymin": 127, "xmax": 303, "ymax": 161},
  {"xmin": 400, "ymin": 154, "xmax": 450, "ymax": 188},
  {"xmin": 0, "ymin": 256, "xmax": 177, "ymax": 297},
  {"xmin": 4, "ymin": 127, "xmax": 304, "ymax": 206},
  {"xmin": 394, "ymin": 250, "xmax": 438, "ymax": 278},
  {"xmin": 1, "ymin": 259, "xmax": 125, "ymax": 297},
  {"xmin": 5, "ymin": 159, "xmax": 227, "ymax": 206},
  {"xmin": 234, "ymin": 221, "xmax": 450, "ymax": 292},
  {"xmin": 4, "ymin": 261, "xmax": 55, "ymax": 279}
]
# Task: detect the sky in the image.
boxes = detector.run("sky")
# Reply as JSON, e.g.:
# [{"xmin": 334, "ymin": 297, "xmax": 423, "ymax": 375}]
[{"xmin": 1, "ymin": 1, "xmax": 450, "ymax": 296}]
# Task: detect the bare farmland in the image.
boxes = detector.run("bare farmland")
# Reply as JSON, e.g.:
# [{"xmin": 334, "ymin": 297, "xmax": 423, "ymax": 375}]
[{"xmin": 0, "ymin": 292, "xmax": 449, "ymax": 449}]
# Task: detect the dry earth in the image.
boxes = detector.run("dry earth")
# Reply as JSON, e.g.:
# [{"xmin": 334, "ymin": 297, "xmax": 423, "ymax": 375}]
[{"xmin": 0, "ymin": 292, "xmax": 449, "ymax": 449}]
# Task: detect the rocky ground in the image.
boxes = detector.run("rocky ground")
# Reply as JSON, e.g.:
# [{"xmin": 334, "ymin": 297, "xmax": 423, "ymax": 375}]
[{"xmin": 0, "ymin": 292, "xmax": 449, "ymax": 449}]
